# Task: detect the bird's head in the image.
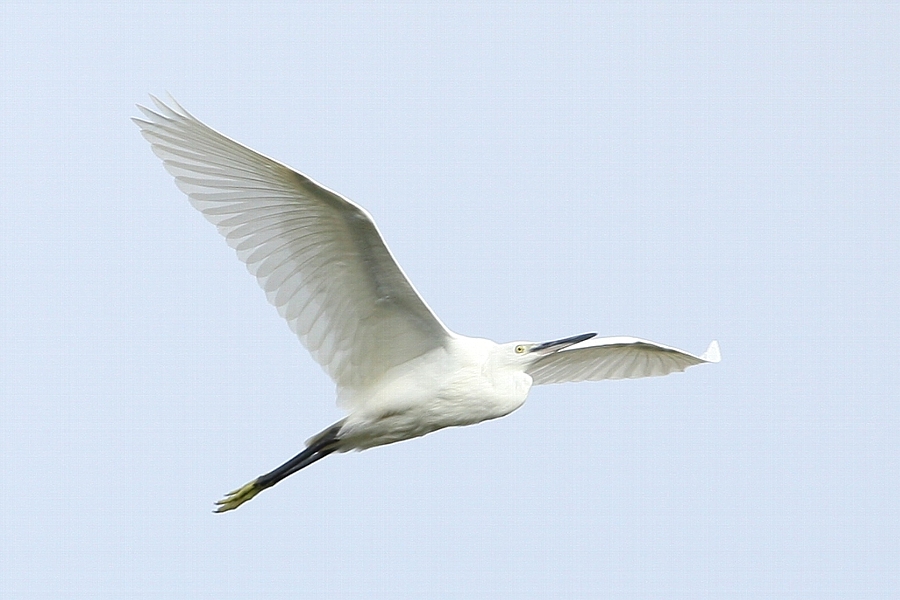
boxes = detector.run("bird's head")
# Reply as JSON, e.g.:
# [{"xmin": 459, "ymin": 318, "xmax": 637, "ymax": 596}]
[{"xmin": 500, "ymin": 332, "xmax": 597, "ymax": 367}]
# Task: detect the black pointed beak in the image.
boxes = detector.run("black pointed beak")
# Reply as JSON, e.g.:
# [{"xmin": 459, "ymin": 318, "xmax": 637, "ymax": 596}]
[{"xmin": 530, "ymin": 332, "xmax": 596, "ymax": 354}]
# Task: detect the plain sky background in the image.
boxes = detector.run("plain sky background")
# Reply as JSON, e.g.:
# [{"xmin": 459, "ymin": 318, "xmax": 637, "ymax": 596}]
[{"xmin": 1, "ymin": 1, "xmax": 898, "ymax": 598}]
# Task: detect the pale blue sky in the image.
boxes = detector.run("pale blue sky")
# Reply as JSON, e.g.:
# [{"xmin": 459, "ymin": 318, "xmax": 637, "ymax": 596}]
[{"xmin": 1, "ymin": 2, "xmax": 898, "ymax": 598}]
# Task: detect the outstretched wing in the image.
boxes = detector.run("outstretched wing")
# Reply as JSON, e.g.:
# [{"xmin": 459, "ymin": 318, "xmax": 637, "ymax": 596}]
[
  {"xmin": 527, "ymin": 337, "xmax": 720, "ymax": 385},
  {"xmin": 133, "ymin": 96, "xmax": 451, "ymax": 389}
]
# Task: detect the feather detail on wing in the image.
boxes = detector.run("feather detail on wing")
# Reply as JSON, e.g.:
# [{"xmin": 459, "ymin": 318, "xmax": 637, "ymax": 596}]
[
  {"xmin": 527, "ymin": 337, "xmax": 720, "ymax": 385},
  {"xmin": 133, "ymin": 97, "xmax": 451, "ymax": 390}
]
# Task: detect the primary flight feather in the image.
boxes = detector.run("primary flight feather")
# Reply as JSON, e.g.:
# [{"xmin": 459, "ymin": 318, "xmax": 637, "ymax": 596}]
[{"xmin": 134, "ymin": 96, "xmax": 720, "ymax": 512}]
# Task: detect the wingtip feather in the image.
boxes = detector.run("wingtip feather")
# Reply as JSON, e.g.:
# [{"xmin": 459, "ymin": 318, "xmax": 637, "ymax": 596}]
[{"xmin": 701, "ymin": 340, "xmax": 721, "ymax": 363}]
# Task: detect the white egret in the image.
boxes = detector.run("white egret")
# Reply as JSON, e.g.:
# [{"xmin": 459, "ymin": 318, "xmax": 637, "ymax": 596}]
[{"xmin": 134, "ymin": 97, "xmax": 720, "ymax": 512}]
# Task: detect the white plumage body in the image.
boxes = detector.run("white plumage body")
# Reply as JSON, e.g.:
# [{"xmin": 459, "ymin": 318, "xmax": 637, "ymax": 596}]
[{"xmin": 337, "ymin": 336, "xmax": 532, "ymax": 450}]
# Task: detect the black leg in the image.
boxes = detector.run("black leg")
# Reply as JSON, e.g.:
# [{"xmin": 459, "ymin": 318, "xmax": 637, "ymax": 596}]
[
  {"xmin": 256, "ymin": 444, "xmax": 337, "ymax": 489},
  {"xmin": 214, "ymin": 421, "xmax": 344, "ymax": 512}
]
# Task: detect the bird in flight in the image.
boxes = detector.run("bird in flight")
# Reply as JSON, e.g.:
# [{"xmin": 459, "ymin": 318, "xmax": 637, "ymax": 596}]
[{"xmin": 133, "ymin": 97, "xmax": 720, "ymax": 512}]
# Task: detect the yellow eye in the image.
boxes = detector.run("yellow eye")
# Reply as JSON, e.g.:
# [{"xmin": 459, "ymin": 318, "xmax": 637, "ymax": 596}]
[{"xmin": 515, "ymin": 345, "xmax": 526, "ymax": 354}]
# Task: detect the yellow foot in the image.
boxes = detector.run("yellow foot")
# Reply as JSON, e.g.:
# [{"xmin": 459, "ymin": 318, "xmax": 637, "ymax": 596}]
[{"xmin": 214, "ymin": 479, "xmax": 263, "ymax": 513}]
